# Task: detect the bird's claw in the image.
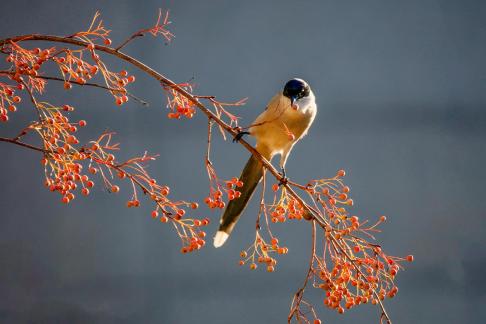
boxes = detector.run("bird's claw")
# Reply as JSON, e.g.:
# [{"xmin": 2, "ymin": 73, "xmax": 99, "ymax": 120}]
[
  {"xmin": 278, "ymin": 168, "xmax": 288, "ymax": 186},
  {"xmin": 233, "ymin": 131, "xmax": 250, "ymax": 143}
]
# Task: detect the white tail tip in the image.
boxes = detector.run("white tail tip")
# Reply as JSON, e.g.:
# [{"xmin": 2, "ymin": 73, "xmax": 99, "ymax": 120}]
[{"xmin": 213, "ymin": 231, "xmax": 229, "ymax": 248}]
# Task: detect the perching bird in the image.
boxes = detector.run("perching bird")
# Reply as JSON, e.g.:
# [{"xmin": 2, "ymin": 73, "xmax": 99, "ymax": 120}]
[{"xmin": 213, "ymin": 78, "xmax": 317, "ymax": 247}]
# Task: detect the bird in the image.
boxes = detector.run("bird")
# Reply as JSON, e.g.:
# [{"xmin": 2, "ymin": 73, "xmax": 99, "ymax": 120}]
[{"xmin": 213, "ymin": 78, "xmax": 317, "ymax": 248}]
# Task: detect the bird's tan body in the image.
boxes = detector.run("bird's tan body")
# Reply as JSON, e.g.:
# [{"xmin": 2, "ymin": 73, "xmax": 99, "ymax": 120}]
[{"xmin": 251, "ymin": 92, "xmax": 317, "ymax": 166}]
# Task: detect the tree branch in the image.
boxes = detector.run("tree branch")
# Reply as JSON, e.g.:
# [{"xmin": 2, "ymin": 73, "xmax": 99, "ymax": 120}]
[{"xmin": 0, "ymin": 137, "xmax": 46, "ymax": 153}]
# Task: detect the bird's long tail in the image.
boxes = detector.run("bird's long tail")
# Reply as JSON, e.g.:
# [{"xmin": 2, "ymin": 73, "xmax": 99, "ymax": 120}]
[{"xmin": 213, "ymin": 154, "xmax": 264, "ymax": 247}]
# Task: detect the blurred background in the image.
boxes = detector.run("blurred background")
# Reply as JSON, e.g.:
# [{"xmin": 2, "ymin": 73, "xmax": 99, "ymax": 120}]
[{"xmin": 1, "ymin": 0, "xmax": 485, "ymax": 323}]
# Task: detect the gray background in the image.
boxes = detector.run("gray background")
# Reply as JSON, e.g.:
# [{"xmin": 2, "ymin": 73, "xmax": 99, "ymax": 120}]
[{"xmin": 1, "ymin": 0, "xmax": 485, "ymax": 323}]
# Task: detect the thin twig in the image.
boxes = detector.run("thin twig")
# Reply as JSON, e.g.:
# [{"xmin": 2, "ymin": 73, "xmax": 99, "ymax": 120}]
[{"xmin": 0, "ymin": 70, "xmax": 148, "ymax": 106}]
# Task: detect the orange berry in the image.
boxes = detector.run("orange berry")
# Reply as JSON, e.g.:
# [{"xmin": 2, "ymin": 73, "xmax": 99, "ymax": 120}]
[
  {"xmin": 64, "ymin": 82, "xmax": 72, "ymax": 90},
  {"xmin": 240, "ymin": 251, "xmax": 247, "ymax": 258},
  {"xmin": 151, "ymin": 210, "xmax": 159, "ymax": 218},
  {"xmin": 191, "ymin": 202, "xmax": 199, "ymax": 209},
  {"xmin": 272, "ymin": 183, "xmax": 279, "ymax": 192},
  {"xmin": 86, "ymin": 180, "xmax": 94, "ymax": 188},
  {"xmin": 104, "ymin": 38, "xmax": 112, "ymax": 45},
  {"xmin": 239, "ymin": 260, "xmax": 245, "ymax": 266},
  {"xmin": 116, "ymin": 97, "xmax": 123, "ymax": 106},
  {"xmin": 250, "ymin": 263, "xmax": 257, "ymax": 270},
  {"xmin": 177, "ymin": 209, "xmax": 185, "ymax": 217},
  {"xmin": 353, "ymin": 246, "xmax": 360, "ymax": 253},
  {"xmin": 160, "ymin": 216, "xmax": 169, "ymax": 223},
  {"xmin": 267, "ymin": 265, "xmax": 275, "ymax": 272},
  {"xmin": 127, "ymin": 75, "xmax": 135, "ymax": 83},
  {"xmin": 337, "ymin": 169, "xmax": 346, "ymax": 177},
  {"xmin": 380, "ymin": 215, "xmax": 387, "ymax": 222},
  {"xmin": 13, "ymin": 96, "xmax": 21, "ymax": 103},
  {"xmin": 8, "ymin": 105, "xmax": 16, "ymax": 112},
  {"xmin": 406, "ymin": 255, "xmax": 414, "ymax": 262},
  {"xmin": 314, "ymin": 320, "xmax": 322, "ymax": 324},
  {"xmin": 81, "ymin": 188, "xmax": 89, "ymax": 196},
  {"xmin": 160, "ymin": 186, "xmax": 170, "ymax": 196},
  {"xmin": 78, "ymin": 120, "xmax": 87, "ymax": 127},
  {"xmin": 119, "ymin": 70, "xmax": 128, "ymax": 77},
  {"xmin": 111, "ymin": 185, "xmax": 120, "ymax": 193}
]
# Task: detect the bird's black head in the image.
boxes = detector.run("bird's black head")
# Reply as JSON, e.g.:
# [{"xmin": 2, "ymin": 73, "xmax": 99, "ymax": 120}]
[{"xmin": 283, "ymin": 78, "xmax": 310, "ymax": 106}]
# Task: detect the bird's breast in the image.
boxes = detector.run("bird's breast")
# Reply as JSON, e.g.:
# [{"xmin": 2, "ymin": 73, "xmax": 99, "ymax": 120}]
[{"xmin": 251, "ymin": 94, "xmax": 316, "ymax": 153}]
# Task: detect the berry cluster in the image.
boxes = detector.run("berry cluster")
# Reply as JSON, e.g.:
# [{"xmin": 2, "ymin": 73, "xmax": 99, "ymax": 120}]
[
  {"xmin": 269, "ymin": 186, "xmax": 307, "ymax": 222},
  {"xmin": 0, "ymin": 81, "xmax": 22, "ymax": 122},
  {"xmin": 239, "ymin": 233, "xmax": 288, "ymax": 272},
  {"xmin": 204, "ymin": 162, "xmax": 243, "ymax": 209},
  {"xmin": 164, "ymin": 83, "xmax": 197, "ymax": 119}
]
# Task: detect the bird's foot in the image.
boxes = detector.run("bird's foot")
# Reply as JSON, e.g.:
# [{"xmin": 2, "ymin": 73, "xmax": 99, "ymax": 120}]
[
  {"xmin": 278, "ymin": 168, "xmax": 288, "ymax": 186},
  {"xmin": 233, "ymin": 131, "xmax": 250, "ymax": 143}
]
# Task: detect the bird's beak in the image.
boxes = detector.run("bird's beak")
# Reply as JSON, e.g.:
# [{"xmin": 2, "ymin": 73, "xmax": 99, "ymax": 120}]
[
  {"xmin": 290, "ymin": 95, "xmax": 298, "ymax": 109},
  {"xmin": 290, "ymin": 95, "xmax": 297, "ymax": 106}
]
